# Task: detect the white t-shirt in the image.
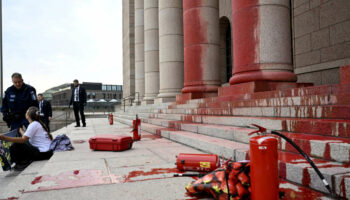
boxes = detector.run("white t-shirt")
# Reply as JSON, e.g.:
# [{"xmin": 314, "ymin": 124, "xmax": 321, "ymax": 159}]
[{"xmin": 24, "ymin": 121, "xmax": 52, "ymax": 152}]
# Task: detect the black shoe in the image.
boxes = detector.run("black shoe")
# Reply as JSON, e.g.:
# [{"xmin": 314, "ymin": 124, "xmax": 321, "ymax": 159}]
[
  {"xmin": 13, "ymin": 162, "xmax": 31, "ymax": 171},
  {"xmin": 75, "ymin": 125, "xmax": 80, "ymax": 127},
  {"xmin": 82, "ymin": 124, "xmax": 86, "ymax": 127}
]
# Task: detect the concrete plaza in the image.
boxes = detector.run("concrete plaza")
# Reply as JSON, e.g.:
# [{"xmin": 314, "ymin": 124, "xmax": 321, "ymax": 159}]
[{"xmin": 0, "ymin": 118, "xmax": 203, "ymax": 200}]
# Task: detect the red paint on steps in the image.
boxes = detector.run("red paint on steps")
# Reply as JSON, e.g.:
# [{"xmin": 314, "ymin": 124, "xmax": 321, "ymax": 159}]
[
  {"xmin": 302, "ymin": 168, "xmax": 311, "ymax": 187},
  {"xmin": 340, "ymin": 175, "xmax": 350, "ymax": 199}
]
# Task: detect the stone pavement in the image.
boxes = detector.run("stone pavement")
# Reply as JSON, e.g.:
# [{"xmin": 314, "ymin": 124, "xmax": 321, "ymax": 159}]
[{"xmin": 0, "ymin": 118, "xmax": 205, "ymax": 200}]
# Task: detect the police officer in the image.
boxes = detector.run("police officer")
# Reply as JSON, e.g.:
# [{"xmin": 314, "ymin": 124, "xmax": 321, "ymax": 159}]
[{"xmin": 1, "ymin": 73, "xmax": 38, "ymax": 130}]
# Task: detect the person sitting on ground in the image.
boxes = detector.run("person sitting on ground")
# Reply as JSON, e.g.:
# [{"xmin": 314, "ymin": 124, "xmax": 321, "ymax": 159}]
[{"xmin": 0, "ymin": 106, "xmax": 53, "ymax": 171}]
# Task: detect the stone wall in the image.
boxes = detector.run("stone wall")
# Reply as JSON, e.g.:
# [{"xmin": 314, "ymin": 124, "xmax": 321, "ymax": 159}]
[
  {"xmin": 122, "ymin": 0, "xmax": 135, "ymax": 104},
  {"xmin": 293, "ymin": 0, "xmax": 350, "ymax": 85}
]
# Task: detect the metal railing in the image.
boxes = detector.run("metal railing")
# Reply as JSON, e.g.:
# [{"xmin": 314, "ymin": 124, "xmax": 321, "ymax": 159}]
[{"xmin": 122, "ymin": 92, "xmax": 139, "ymax": 112}]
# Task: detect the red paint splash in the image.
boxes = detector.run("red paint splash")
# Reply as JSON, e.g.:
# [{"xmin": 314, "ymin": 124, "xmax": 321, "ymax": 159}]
[
  {"xmin": 123, "ymin": 168, "xmax": 180, "ymax": 183},
  {"xmin": 31, "ymin": 176, "xmax": 42, "ymax": 185},
  {"xmin": 27, "ymin": 169, "xmax": 120, "ymax": 192},
  {"xmin": 73, "ymin": 140, "xmax": 86, "ymax": 144}
]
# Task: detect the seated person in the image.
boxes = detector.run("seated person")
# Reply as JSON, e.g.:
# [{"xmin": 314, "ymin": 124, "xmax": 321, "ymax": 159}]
[{"xmin": 0, "ymin": 106, "xmax": 53, "ymax": 170}]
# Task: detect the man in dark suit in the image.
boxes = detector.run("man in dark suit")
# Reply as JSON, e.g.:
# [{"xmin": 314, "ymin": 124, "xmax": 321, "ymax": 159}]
[
  {"xmin": 69, "ymin": 79, "xmax": 87, "ymax": 127},
  {"xmin": 37, "ymin": 93, "xmax": 52, "ymax": 132}
]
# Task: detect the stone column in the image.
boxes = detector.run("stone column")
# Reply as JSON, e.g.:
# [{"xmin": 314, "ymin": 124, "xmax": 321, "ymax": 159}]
[
  {"xmin": 182, "ymin": 0, "xmax": 220, "ymax": 96},
  {"xmin": 134, "ymin": 0, "xmax": 145, "ymax": 104},
  {"xmin": 143, "ymin": 0, "xmax": 159, "ymax": 104},
  {"xmin": 155, "ymin": 0, "xmax": 184, "ymax": 103},
  {"xmin": 230, "ymin": 0, "xmax": 297, "ymax": 85},
  {"xmin": 122, "ymin": 0, "xmax": 135, "ymax": 106}
]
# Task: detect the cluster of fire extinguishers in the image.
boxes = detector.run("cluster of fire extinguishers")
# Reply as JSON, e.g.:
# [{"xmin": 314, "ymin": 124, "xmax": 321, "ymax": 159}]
[{"xmin": 174, "ymin": 124, "xmax": 338, "ymax": 200}]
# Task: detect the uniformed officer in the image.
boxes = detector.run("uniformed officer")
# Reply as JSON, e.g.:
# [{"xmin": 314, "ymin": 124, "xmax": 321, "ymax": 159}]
[{"xmin": 1, "ymin": 73, "xmax": 38, "ymax": 130}]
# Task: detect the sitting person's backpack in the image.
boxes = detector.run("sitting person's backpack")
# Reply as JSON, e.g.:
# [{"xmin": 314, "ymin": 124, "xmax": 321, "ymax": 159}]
[{"xmin": 50, "ymin": 134, "xmax": 74, "ymax": 152}]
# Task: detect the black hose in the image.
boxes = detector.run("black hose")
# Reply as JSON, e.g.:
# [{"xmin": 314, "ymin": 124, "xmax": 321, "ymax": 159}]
[{"xmin": 270, "ymin": 130, "xmax": 336, "ymax": 198}]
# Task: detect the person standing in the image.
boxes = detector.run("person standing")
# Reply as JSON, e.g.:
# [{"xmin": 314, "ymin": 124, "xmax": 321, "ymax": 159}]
[
  {"xmin": 69, "ymin": 79, "xmax": 87, "ymax": 127},
  {"xmin": 1, "ymin": 73, "xmax": 38, "ymax": 130},
  {"xmin": 37, "ymin": 93, "xmax": 52, "ymax": 132}
]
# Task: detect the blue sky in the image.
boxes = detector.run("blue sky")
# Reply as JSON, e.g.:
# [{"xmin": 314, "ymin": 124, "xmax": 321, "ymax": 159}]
[{"xmin": 3, "ymin": 0, "xmax": 123, "ymax": 93}]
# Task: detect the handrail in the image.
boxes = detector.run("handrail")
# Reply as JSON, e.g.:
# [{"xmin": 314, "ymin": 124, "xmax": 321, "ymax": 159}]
[{"xmin": 122, "ymin": 92, "xmax": 139, "ymax": 112}]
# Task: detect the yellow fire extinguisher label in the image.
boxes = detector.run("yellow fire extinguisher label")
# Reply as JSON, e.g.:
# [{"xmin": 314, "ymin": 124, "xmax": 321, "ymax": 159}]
[{"xmin": 200, "ymin": 162, "xmax": 210, "ymax": 168}]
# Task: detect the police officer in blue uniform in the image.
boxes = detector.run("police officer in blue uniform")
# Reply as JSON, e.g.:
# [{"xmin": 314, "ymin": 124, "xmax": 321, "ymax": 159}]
[{"xmin": 1, "ymin": 73, "xmax": 38, "ymax": 130}]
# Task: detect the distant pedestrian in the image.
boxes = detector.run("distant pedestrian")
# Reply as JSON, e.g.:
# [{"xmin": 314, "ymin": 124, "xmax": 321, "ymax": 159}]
[
  {"xmin": 1, "ymin": 72, "xmax": 38, "ymax": 130},
  {"xmin": 69, "ymin": 79, "xmax": 87, "ymax": 127},
  {"xmin": 37, "ymin": 93, "xmax": 52, "ymax": 132}
]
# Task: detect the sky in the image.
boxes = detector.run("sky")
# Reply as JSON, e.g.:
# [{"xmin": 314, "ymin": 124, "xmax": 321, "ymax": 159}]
[{"xmin": 2, "ymin": 0, "xmax": 123, "ymax": 94}]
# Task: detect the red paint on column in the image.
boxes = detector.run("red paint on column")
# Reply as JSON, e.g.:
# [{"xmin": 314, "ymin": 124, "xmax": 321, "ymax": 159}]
[
  {"xmin": 231, "ymin": 0, "xmax": 260, "ymax": 74},
  {"xmin": 230, "ymin": 0, "xmax": 297, "ymax": 84},
  {"xmin": 182, "ymin": 0, "xmax": 219, "ymax": 94}
]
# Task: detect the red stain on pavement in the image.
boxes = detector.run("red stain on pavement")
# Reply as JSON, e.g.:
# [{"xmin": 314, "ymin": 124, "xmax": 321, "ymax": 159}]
[
  {"xmin": 31, "ymin": 176, "xmax": 42, "ymax": 185},
  {"xmin": 123, "ymin": 168, "xmax": 180, "ymax": 183},
  {"xmin": 73, "ymin": 140, "xmax": 86, "ymax": 144},
  {"xmin": 28, "ymin": 169, "xmax": 121, "ymax": 192}
]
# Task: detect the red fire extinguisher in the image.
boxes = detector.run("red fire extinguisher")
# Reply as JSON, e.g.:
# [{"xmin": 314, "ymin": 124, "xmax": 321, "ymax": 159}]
[
  {"xmin": 132, "ymin": 114, "xmax": 141, "ymax": 141},
  {"xmin": 109, "ymin": 113, "xmax": 113, "ymax": 125},
  {"xmin": 175, "ymin": 153, "xmax": 219, "ymax": 172}
]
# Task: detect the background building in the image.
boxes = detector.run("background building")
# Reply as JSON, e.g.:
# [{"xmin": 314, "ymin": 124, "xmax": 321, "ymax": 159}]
[{"xmin": 51, "ymin": 82, "xmax": 123, "ymax": 106}]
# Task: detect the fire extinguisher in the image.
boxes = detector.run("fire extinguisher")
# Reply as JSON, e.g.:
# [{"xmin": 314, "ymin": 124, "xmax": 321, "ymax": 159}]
[
  {"xmin": 175, "ymin": 153, "xmax": 219, "ymax": 172},
  {"xmin": 132, "ymin": 114, "xmax": 141, "ymax": 141},
  {"xmin": 249, "ymin": 124, "xmax": 336, "ymax": 198},
  {"xmin": 249, "ymin": 135, "xmax": 279, "ymax": 200},
  {"xmin": 109, "ymin": 113, "xmax": 113, "ymax": 125}
]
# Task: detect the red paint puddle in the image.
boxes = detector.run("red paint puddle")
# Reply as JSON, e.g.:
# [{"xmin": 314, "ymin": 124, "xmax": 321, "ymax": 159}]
[
  {"xmin": 27, "ymin": 169, "xmax": 121, "ymax": 192},
  {"xmin": 73, "ymin": 140, "xmax": 85, "ymax": 144},
  {"xmin": 123, "ymin": 168, "xmax": 179, "ymax": 183}
]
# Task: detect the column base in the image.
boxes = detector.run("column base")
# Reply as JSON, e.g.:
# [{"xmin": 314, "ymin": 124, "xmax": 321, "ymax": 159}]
[{"xmin": 218, "ymin": 81, "xmax": 313, "ymax": 97}]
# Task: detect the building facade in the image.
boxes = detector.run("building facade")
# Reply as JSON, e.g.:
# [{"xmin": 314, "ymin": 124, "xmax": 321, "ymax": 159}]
[
  {"xmin": 51, "ymin": 82, "xmax": 123, "ymax": 106},
  {"xmin": 122, "ymin": 0, "xmax": 350, "ymax": 104}
]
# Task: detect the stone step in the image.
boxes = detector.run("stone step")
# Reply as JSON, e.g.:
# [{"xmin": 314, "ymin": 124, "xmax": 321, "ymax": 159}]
[
  {"xmin": 116, "ymin": 118, "xmax": 348, "ymax": 198},
  {"xmin": 115, "ymin": 112, "xmax": 350, "ymax": 138},
  {"xmin": 163, "ymin": 105, "xmax": 350, "ymax": 119},
  {"xmin": 115, "ymin": 116, "xmax": 336, "ymax": 199},
  {"xmin": 137, "ymin": 116, "xmax": 350, "ymax": 164}
]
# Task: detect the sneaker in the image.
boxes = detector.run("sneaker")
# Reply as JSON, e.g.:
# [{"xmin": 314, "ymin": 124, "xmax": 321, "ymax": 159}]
[
  {"xmin": 82, "ymin": 124, "xmax": 86, "ymax": 127},
  {"xmin": 75, "ymin": 125, "xmax": 80, "ymax": 127}
]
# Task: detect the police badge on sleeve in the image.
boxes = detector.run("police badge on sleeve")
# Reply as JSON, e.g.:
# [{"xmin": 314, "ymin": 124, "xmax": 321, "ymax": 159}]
[{"xmin": 31, "ymin": 91, "xmax": 37, "ymax": 100}]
